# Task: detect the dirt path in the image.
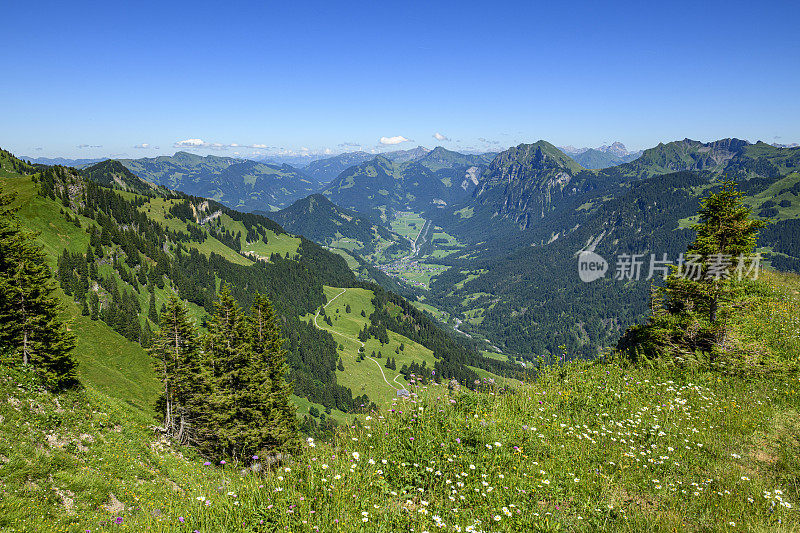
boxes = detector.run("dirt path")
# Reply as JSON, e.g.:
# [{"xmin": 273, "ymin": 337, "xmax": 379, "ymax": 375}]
[{"xmin": 313, "ymin": 289, "xmax": 401, "ymax": 392}]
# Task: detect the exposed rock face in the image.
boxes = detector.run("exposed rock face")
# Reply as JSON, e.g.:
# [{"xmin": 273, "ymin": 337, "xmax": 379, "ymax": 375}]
[
  {"xmin": 473, "ymin": 141, "xmax": 584, "ymax": 229},
  {"xmin": 461, "ymin": 166, "xmax": 481, "ymax": 191}
]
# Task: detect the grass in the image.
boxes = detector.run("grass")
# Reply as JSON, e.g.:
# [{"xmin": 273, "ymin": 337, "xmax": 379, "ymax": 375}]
[
  {"xmin": 2, "ymin": 354, "xmax": 799, "ymax": 531},
  {"xmin": 326, "ymin": 247, "xmax": 361, "ymax": 270},
  {"xmin": 1, "ymin": 270, "xmax": 799, "ymax": 532},
  {"xmin": 2, "ymin": 175, "xmax": 159, "ymax": 412},
  {"xmin": 302, "ymin": 286, "xmax": 436, "ymax": 405},
  {"xmin": 390, "ymin": 211, "xmax": 426, "ymax": 240},
  {"xmin": 411, "ymin": 300, "xmax": 451, "ymax": 323},
  {"xmin": 141, "ymin": 198, "xmax": 253, "ymax": 266}
]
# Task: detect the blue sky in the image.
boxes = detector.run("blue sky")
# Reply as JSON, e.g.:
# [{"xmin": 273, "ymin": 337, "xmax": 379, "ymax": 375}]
[{"xmin": 2, "ymin": 0, "xmax": 798, "ymax": 159}]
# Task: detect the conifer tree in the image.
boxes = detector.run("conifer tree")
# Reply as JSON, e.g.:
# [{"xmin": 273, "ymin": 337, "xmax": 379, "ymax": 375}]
[
  {"xmin": 249, "ymin": 292, "xmax": 298, "ymax": 453},
  {"xmin": 89, "ymin": 292, "xmax": 99, "ymax": 321},
  {"xmin": 148, "ymin": 291, "xmax": 158, "ymax": 323},
  {"xmin": 0, "ymin": 187, "xmax": 78, "ymax": 390},
  {"xmin": 204, "ymin": 284, "xmax": 259, "ymax": 459},
  {"xmin": 618, "ymin": 181, "xmax": 765, "ymax": 368},
  {"xmin": 681, "ymin": 180, "xmax": 764, "ymax": 322},
  {"xmin": 149, "ymin": 294, "xmax": 204, "ymax": 445}
]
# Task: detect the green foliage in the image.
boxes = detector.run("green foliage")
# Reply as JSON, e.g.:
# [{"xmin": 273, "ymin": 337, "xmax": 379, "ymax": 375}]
[
  {"xmin": 149, "ymin": 294, "xmax": 204, "ymax": 445},
  {"xmin": 151, "ymin": 286, "xmax": 299, "ymax": 461},
  {"xmin": 0, "ymin": 186, "xmax": 78, "ymax": 390},
  {"xmin": 618, "ymin": 181, "xmax": 773, "ymax": 374},
  {"xmin": 6, "ymin": 358, "xmax": 800, "ymax": 531}
]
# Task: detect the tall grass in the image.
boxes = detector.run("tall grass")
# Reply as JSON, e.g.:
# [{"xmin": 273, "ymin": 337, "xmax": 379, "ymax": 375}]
[{"xmin": 1, "ymin": 360, "xmax": 798, "ymax": 532}]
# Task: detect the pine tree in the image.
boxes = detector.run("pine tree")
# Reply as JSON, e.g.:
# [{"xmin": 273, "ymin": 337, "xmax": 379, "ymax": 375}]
[
  {"xmin": 0, "ymin": 188, "xmax": 78, "ymax": 390},
  {"xmin": 204, "ymin": 284, "xmax": 260, "ymax": 460},
  {"xmin": 618, "ymin": 181, "xmax": 766, "ymax": 367},
  {"xmin": 148, "ymin": 291, "xmax": 158, "ymax": 324},
  {"xmin": 89, "ymin": 292, "xmax": 99, "ymax": 321},
  {"xmin": 149, "ymin": 294, "xmax": 204, "ymax": 445},
  {"xmin": 683, "ymin": 180, "xmax": 765, "ymax": 323}
]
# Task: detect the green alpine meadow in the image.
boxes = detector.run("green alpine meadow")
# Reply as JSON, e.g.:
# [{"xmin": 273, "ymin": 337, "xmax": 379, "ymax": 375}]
[{"xmin": 2, "ymin": 2, "xmax": 799, "ymax": 531}]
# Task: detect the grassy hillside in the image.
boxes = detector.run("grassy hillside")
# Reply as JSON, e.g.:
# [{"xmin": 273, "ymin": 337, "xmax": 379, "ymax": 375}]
[
  {"xmin": 1, "ymin": 173, "xmax": 159, "ymax": 411},
  {"xmin": 1, "ymin": 270, "xmax": 798, "ymax": 532},
  {"xmin": 303, "ymin": 286, "xmax": 436, "ymax": 405},
  {"xmin": 0, "ymin": 157, "xmax": 370, "ymax": 417}
]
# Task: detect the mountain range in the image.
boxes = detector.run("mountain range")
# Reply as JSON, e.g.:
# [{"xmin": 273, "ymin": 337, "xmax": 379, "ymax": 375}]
[
  {"xmin": 16, "ymin": 136, "xmax": 799, "ymax": 362},
  {"xmin": 321, "ymin": 147, "xmax": 491, "ymax": 222},
  {"xmin": 118, "ymin": 151, "xmax": 321, "ymax": 210},
  {"xmin": 558, "ymin": 141, "xmax": 642, "ymax": 169}
]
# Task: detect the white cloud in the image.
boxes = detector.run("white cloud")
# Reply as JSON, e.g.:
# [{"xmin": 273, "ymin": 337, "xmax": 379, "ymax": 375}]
[
  {"xmin": 173, "ymin": 138, "xmax": 276, "ymax": 151},
  {"xmin": 133, "ymin": 143, "xmax": 152, "ymax": 149},
  {"xmin": 433, "ymin": 132, "xmax": 450, "ymax": 141},
  {"xmin": 174, "ymin": 138, "xmax": 207, "ymax": 147},
  {"xmin": 380, "ymin": 135, "xmax": 411, "ymax": 145},
  {"xmin": 77, "ymin": 144, "xmax": 102, "ymax": 149}
]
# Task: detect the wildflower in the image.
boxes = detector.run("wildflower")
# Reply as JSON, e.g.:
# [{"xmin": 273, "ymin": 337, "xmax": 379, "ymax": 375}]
[
  {"xmin": 352, "ymin": 452, "xmax": 360, "ymax": 461},
  {"xmin": 114, "ymin": 517, "xmax": 123, "ymax": 525}
]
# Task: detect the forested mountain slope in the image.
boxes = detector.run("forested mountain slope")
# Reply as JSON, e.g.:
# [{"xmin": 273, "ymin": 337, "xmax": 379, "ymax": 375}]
[
  {"xmin": 423, "ymin": 140, "xmax": 800, "ymax": 358},
  {"xmin": 270, "ymin": 194, "xmax": 412, "ymax": 261},
  {"xmin": 322, "ymin": 151, "xmax": 489, "ymax": 222},
  {"xmin": 0, "ymin": 149, "xmax": 507, "ymax": 417},
  {"xmin": 119, "ymin": 151, "xmax": 320, "ymax": 211}
]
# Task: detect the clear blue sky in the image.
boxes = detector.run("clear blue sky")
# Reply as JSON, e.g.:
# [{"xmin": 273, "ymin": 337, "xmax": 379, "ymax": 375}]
[{"xmin": 2, "ymin": 0, "xmax": 798, "ymax": 159}]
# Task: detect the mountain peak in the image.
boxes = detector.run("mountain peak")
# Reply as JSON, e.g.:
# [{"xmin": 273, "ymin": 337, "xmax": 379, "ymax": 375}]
[{"xmin": 496, "ymin": 141, "xmax": 583, "ymax": 173}]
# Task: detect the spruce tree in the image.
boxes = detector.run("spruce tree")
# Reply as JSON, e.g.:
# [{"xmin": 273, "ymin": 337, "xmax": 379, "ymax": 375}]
[
  {"xmin": 89, "ymin": 292, "xmax": 99, "ymax": 321},
  {"xmin": 149, "ymin": 294, "xmax": 204, "ymax": 445},
  {"xmin": 682, "ymin": 180, "xmax": 765, "ymax": 322},
  {"xmin": 148, "ymin": 291, "xmax": 158, "ymax": 324},
  {"xmin": 249, "ymin": 292, "xmax": 298, "ymax": 453},
  {"xmin": 0, "ymin": 187, "xmax": 78, "ymax": 390},
  {"xmin": 618, "ymin": 181, "xmax": 765, "ymax": 367},
  {"xmin": 204, "ymin": 284, "xmax": 259, "ymax": 460}
]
